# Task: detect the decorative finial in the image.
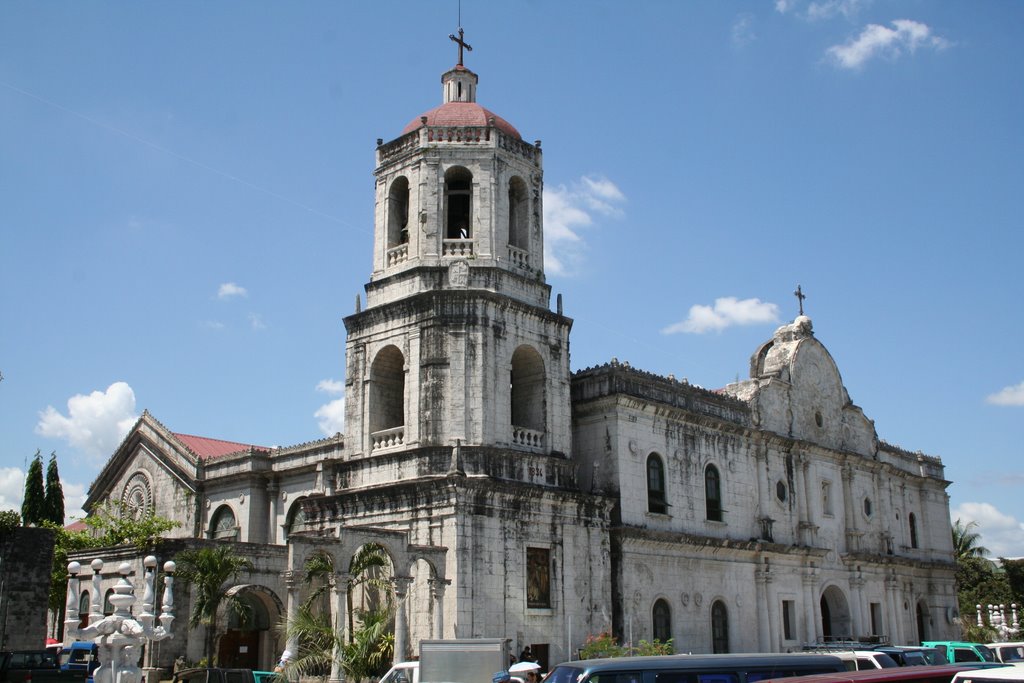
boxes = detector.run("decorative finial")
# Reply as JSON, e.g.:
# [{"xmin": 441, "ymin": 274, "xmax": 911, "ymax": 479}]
[
  {"xmin": 449, "ymin": 27, "xmax": 473, "ymax": 67},
  {"xmin": 793, "ymin": 284, "xmax": 806, "ymax": 317}
]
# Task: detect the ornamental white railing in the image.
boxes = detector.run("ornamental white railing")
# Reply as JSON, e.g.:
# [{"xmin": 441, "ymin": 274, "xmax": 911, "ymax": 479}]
[
  {"xmin": 512, "ymin": 426, "xmax": 544, "ymax": 449},
  {"xmin": 507, "ymin": 245, "xmax": 529, "ymax": 269},
  {"xmin": 442, "ymin": 238, "xmax": 474, "ymax": 257},
  {"xmin": 387, "ymin": 243, "xmax": 409, "ymax": 267},
  {"xmin": 371, "ymin": 426, "xmax": 405, "ymax": 451}
]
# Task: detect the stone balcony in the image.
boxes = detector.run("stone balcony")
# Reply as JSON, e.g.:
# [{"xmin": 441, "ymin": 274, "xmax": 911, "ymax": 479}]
[
  {"xmin": 442, "ymin": 238, "xmax": 474, "ymax": 258},
  {"xmin": 386, "ymin": 243, "xmax": 409, "ymax": 267},
  {"xmin": 371, "ymin": 426, "xmax": 405, "ymax": 451},
  {"xmin": 512, "ymin": 425, "xmax": 545, "ymax": 451}
]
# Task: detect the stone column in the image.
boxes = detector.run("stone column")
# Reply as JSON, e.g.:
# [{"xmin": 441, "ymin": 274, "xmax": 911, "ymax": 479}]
[
  {"xmin": 283, "ymin": 570, "xmax": 300, "ymax": 660},
  {"xmin": 803, "ymin": 568, "xmax": 819, "ymax": 644},
  {"xmin": 849, "ymin": 572, "xmax": 865, "ymax": 638},
  {"xmin": 267, "ymin": 479, "xmax": 279, "ymax": 545},
  {"xmin": 330, "ymin": 572, "xmax": 350, "ymax": 683},
  {"xmin": 755, "ymin": 564, "xmax": 771, "ymax": 651},
  {"xmin": 755, "ymin": 446, "xmax": 771, "ymax": 525},
  {"xmin": 393, "ymin": 576, "xmax": 413, "ymax": 665},
  {"xmin": 885, "ymin": 572, "xmax": 901, "ymax": 645},
  {"xmin": 429, "ymin": 578, "xmax": 449, "ymax": 639},
  {"xmin": 841, "ymin": 465, "xmax": 859, "ymax": 552}
]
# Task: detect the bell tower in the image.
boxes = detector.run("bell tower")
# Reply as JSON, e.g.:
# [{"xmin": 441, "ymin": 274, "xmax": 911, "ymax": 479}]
[{"xmin": 342, "ymin": 30, "xmax": 572, "ymax": 460}]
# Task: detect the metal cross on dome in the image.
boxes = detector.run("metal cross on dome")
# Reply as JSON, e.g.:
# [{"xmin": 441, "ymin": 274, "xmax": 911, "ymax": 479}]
[
  {"xmin": 794, "ymin": 284, "xmax": 807, "ymax": 316},
  {"xmin": 449, "ymin": 27, "xmax": 473, "ymax": 66}
]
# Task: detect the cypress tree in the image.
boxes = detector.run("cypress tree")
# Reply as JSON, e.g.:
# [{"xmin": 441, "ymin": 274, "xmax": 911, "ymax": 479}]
[
  {"xmin": 43, "ymin": 451, "xmax": 65, "ymax": 525},
  {"xmin": 21, "ymin": 450, "xmax": 45, "ymax": 526}
]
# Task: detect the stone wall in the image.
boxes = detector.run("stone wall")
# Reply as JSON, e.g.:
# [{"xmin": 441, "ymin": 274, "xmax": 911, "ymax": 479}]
[{"xmin": 0, "ymin": 526, "xmax": 55, "ymax": 649}]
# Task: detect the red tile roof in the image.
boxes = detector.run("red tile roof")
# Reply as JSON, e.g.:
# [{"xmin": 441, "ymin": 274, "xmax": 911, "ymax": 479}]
[
  {"xmin": 65, "ymin": 520, "xmax": 88, "ymax": 532},
  {"xmin": 173, "ymin": 433, "xmax": 270, "ymax": 461},
  {"xmin": 402, "ymin": 101, "xmax": 521, "ymax": 139}
]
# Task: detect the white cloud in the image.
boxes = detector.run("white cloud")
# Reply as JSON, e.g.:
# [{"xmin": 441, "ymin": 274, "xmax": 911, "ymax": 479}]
[
  {"xmin": 248, "ymin": 312, "xmax": 266, "ymax": 330},
  {"xmin": 807, "ymin": 0, "xmax": 867, "ymax": 21},
  {"xmin": 217, "ymin": 282, "xmax": 248, "ymax": 299},
  {"xmin": 826, "ymin": 19, "xmax": 950, "ymax": 70},
  {"xmin": 952, "ymin": 502, "xmax": 1024, "ymax": 559},
  {"xmin": 662, "ymin": 297, "xmax": 780, "ymax": 335},
  {"xmin": 314, "ymin": 397, "xmax": 345, "ymax": 436},
  {"xmin": 543, "ymin": 175, "xmax": 626, "ymax": 277},
  {"xmin": 35, "ymin": 382, "xmax": 139, "ymax": 461},
  {"xmin": 316, "ymin": 379, "xmax": 345, "ymax": 395},
  {"xmin": 202, "ymin": 320, "xmax": 226, "ymax": 331},
  {"xmin": 732, "ymin": 14, "xmax": 757, "ymax": 47},
  {"xmin": 62, "ymin": 480, "xmax": 88, "ymax": 524},
  {"xmin": 0, "ymin": 467, "xmax": 25, "ymax": 513},
  {"xmin": 775, "ymin": 0, "xmax": 797, "ymax": 14},
  {"xmin": 986, "ymin": 380, "xmax": 1024, "ymax": 407}
]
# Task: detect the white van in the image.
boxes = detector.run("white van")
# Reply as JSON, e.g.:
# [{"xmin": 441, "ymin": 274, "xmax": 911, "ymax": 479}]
[
  {"xmin": 379, "ymin": 662, "xmax": 419, "ymax": 683},
  {"xmin": 952, "ymin": 667, "xmax": 1024, "ymax": 683},
  {"xmin": 990, "ymin": 643, "xmax": 1024, "ymax": 666}
]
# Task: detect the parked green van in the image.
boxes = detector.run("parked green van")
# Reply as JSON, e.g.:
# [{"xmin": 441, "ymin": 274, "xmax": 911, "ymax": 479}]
[{"xmin": 921, "ymin": 642, "xmax": 997, "ymax": 665}]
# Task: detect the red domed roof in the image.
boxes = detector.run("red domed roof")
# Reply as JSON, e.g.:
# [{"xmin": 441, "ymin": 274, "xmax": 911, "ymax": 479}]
[{"xmin": 402, "ymin": 101, "xmax": 521, "ymax": 139}]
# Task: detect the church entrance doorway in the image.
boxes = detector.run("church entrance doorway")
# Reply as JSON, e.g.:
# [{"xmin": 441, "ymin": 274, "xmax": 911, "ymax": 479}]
[
  {"xmin": 217, "ymin": 585, "xmax": 284, "ymax": 670},
  {"xmin": 820, "ymin": 585, "xmax": 852, "ymax": 640}
]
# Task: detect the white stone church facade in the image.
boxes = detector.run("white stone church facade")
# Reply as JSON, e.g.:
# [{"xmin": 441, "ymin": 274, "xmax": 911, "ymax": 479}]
[{"xmin": 77, "ymin": 37, "xmax": 959, "ymax": 673}]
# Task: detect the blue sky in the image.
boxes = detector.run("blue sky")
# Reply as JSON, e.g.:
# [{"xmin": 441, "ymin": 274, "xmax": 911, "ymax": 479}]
[{"xmin": 2, "ymin": 1, "xmax": 1022, "ymax": 555}]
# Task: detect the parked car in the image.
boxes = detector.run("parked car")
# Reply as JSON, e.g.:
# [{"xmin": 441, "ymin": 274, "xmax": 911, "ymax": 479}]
[
  {"xmin": 379, "ymin": 662, "xmax": 418, "ymax": 683},
  {"xmin": 988, "ymin": 643, "xmax": 1024, "ymax": 666},
  {"xmin": 923, "ymin": 643, "xmax": 998, "ymax": 665},
  {"xmin": 544, "ymin": 653, "xmax": 847, "ymax": 683},
  {"xmin": 171, "ymin": 668, "xmax": 256, "ymax": 683},
  {"xmin": 58, "ymin": 644, "xmax": 99, "ymax": 676},
  {"xmin": 952, "ymin": 667, "xmax": 1024, "ymax": 683},
  {"xmin": 759, "ymin": 664, "xmax": 1001, "ymax": 683},
  {"xmin": 0, "ymin": 651, "xmax": 87, "ymax": 683},
  {"xmin": 872, "ymin": 647, "xmax": 932, "ymax": 667}
]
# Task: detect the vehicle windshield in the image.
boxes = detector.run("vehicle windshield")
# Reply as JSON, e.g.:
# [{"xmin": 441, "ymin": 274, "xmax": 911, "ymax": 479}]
[
  {"xmin": 977, "ymin": 646, "xmax": 997, "ymax": 663},
  {"xmin": 380, "ymin": 667, "xmax": 415, "ymax": 683},
  {"xmin": 998, "ymin": 647, "xmax": 1024, "ymax": 662},
  {"xmin": 545, "ymin": 667, "xmax": 585, "ymax": 683}
]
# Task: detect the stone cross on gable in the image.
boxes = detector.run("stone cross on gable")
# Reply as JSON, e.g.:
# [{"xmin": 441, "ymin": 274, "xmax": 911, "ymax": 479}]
[
  {"xmin": 449, "ymin": 27, "xmax": 472, "ymax": 66},
  {"xmin": 794, "ymin": 284, "xmax": 807, "ymax": 316}
]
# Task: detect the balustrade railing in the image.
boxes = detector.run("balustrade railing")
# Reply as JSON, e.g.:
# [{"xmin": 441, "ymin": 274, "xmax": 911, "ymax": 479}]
[
  {"xmin": 443, "ymin": 239, "xmax": 474, "ymax": 257},
  {"xmin": 512, "ymin": 426, "xmax": 545, "ymax": 449},
  {"xmin": 387, "ymin": 243, "xmax": 409, "ymax": 267},
  {"xmin": 507, "ymin": 245, "xmax": 529, "ymax": 269},
  {"xmin": 371, "ymin": 426, "xmax": 405, "ymax": 451}
]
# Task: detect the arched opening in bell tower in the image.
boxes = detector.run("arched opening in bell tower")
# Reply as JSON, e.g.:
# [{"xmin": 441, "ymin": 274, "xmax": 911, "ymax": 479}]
[
  {"xmin": 445, "ymin": 166, "xmax": 473, "ymax": 239},
  {"xmin": 369, "ymin": 345, "xmax": 406, "ymax": 449},
  {"xmin": 387, "ymin": 176, "xmax": 410, "ymax": 249},
  {"xmin": 508, "ymin": 175, "xmax": 529, "ymax": 250},
  {"xmin": 510, "ymin": 345, "xmax": 546, "ymax": 448}
]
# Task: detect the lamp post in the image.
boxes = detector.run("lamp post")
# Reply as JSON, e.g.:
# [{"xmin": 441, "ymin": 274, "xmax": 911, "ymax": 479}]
[{"xmin": 64, "ymin": 556, "xmax": 176, "ymax": 683}]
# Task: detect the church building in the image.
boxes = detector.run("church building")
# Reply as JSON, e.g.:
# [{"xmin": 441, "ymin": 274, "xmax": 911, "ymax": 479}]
[{"xmin": 76, "ymin": 31, "xmax": 960, "ymax": 674}]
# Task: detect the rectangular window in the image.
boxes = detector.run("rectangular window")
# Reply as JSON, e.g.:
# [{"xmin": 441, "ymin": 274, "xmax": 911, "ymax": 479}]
[
  {"xmin": 870, "ymin": 602, "xmax": 882, "ymax": 636},
  {"xmin": 782, "ymin": 600, "xmax": 795, "ymax": 640},
  {"xmin": 527, "ymin": 547, "xmax": 551, "ymax": 608}
]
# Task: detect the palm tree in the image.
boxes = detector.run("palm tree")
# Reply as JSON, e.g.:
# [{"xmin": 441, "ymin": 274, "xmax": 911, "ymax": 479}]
[
  {"xmin": 346, "ymin": 544, "xmax": 394, "ymax": 642},
  {"xmin": 952, "ymin": 518, "xmax": 990, "ymax": 561},
  {"xmin": 175, "ymin": 545, "xmax": 254, "ymax": 665}
]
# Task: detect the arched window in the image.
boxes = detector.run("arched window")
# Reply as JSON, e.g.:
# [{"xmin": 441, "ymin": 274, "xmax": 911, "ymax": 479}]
[
  {"xmin": 445, "ymin": 166, "xmax": 473, "ymax": 239},
  {"xmin": 387, "ymin": 176, "xmax": 410, "ymax": 248},
  {"xmin": 821, "ymin": 481, "xmax": 833, "ymax": 516},
  {"xmin": 647, "ymin": 454, "xmax": 667, "ymax": 514},
  {"xmin": 210, "ymin": 504, "xmax": 238, "ymax": 540},
  {"xmin": 78, "ymin": 591, "xmax": 90, "ymax": 628},
  {"xmin": 909, "ymin": 512, "xmax": 919, "ymax": 549},
  {"xmin": 103, "ymin": 588, "xmax": 115, "ymax": 615},
  {"xmin": 508, "ymin": 176, "xmax": 529, "ymax": 249},
  {"xmin": 285, "ymin": 498, "xmax": 308, "ymax": 537},
  {"xmin": 510, "ymin": 345, "xmax": 546, "ymax": 436},
  {"xmin": 369, "ymin": 345, "xmax": 405, "ymax": 434},
  {"xmin": 705, "ymin": 464, "xmax": 723, "ymax": 522},
  {"xmin": 653, "ymin": 598, "xmax": 672, "ymax": 643},
  {"xmin": 711, "ymin": 600, "xmax": 729, "ymax": 653}
]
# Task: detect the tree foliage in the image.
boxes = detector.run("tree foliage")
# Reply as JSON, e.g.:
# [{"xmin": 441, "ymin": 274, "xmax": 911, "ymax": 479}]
[
  {"xmin": 21, "ymin": 450, "xmax": 45, "ymax": 525},
  {"xmin": 953, "ymin": 519, "xmax": 990, "ymax": 561},
  {"xmin": 174, "ymin": 545, "xmax": 254, "ymax": 665},
  {"xmin": 577, "ymin": 631, "xmax": 673, "ymax": 659},
  {"xmin": 0, "ymin": 509, "xmax": 21, "ymax": 533},
  {"xmin": 83, "ymin": 501, "xmax": 181, "ymax": 550},
  {"xmin": 43, "ymin": 452, "xmax": 65, "ymax": 525}
]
